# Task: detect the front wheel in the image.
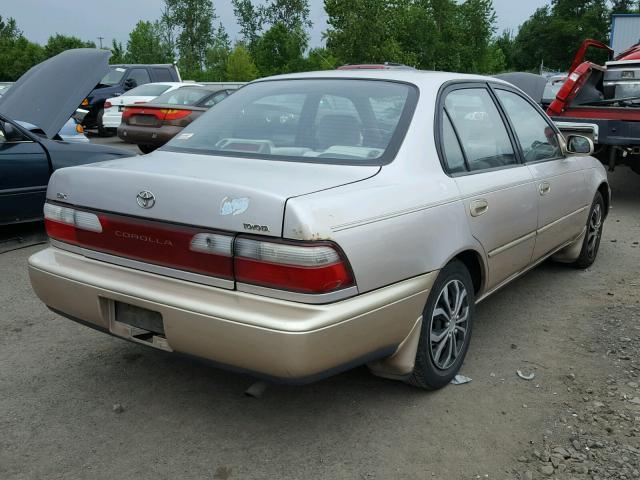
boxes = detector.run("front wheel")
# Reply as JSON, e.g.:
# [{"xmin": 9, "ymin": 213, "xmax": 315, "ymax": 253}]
[
  {"xmin": 571, "ymin": 192, "xmax": 604, "ymax": 269},
  {"xmin": 407, "ymin": 261, "xmax": 475, "ymax": 390}
]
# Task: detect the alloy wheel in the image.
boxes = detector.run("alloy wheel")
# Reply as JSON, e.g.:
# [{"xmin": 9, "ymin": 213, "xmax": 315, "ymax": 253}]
[
  {"xmin": 587, "ymin": 203, "xmax": 603, "ymax": 258},
  {"xmin": 429, "ymin": 279, "xmax": 469, "ymax": 370}
]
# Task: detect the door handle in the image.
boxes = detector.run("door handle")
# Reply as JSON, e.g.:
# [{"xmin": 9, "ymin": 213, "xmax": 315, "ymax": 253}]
[
  {"xmin": 539, "ymin": 182, "xmax": 551, "ymax": 195},
  {"xmin": 470, "ymin": 199, "xmax": 489, "ymax": 217}
]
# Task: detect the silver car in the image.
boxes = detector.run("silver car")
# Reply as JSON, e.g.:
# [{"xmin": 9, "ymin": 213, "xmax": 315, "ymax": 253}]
[{"xmin": 28, "ymin": 70, "xmax": 609, "ymax": 389}]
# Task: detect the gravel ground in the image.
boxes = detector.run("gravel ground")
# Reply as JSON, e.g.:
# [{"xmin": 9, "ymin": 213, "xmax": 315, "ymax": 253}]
[{"xmin": 0, "ymin": 168, "xmax": 638, "ymax": 480}]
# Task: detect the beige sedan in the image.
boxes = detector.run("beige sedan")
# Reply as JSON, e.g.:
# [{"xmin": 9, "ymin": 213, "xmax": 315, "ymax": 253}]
[{"xmin": 29, "ymin": 69, "xmax": 609, "ymax": 389}]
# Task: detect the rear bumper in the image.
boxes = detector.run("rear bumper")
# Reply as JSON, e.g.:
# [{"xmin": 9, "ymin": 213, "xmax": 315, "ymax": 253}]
[
  {"xmin": 552, "ymin": 115, "xmax": 640, "ymax": 147},
  {"xmin": 28, "ymin": 247, "xmax": 435, "ymax": 382},
  {"xmin": 117, "ymin": 124, "xmax": 181, "ymax": 146},
  {"xmin": 102, "ymin": 110, "xmax": 122, "ymax": 129}
]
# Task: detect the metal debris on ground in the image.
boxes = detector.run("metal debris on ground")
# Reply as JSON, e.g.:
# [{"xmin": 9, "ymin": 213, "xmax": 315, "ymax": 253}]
[
  {"xmin": 451, "ymin": 374, "xmax": 472, "ymax": 385},
  {"xmin": 245, "ymin": 381, "xmax": 268, "ymax": 398},
  {"xmin": 517, "ymin": 370, "xmax": 535, "ymax": 381}
]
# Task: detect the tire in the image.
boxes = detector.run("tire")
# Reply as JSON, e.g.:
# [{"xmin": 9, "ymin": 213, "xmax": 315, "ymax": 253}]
[
  {"xmin": 407, "ymin": 260, "xmax": 475, "ymax": 390},
  {"xmin": 571, "ymin": 191, "xmax": 605, "ymax": 269},
  {"xmin": 96, "ymin": 109, "xmax": 109, "ymax": 137},
  {"xmin": 138, "ymin": 144, "xmax": 157, "ymax": 154}
]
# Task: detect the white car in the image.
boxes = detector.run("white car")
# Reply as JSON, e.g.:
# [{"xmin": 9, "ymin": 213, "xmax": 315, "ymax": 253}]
[{"xmin": 102, "ymin": 82, "xmax": 201, "ymax": 130}]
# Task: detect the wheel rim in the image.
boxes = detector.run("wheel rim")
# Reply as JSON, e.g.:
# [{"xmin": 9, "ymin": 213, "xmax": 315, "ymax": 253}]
[
  {"xmin": 587, "ymin": 203, "xmax": 602, "ymax": 258},
  {"xmin": 429, "ymin": 279, "xmax": 469, "ymax": 371}
]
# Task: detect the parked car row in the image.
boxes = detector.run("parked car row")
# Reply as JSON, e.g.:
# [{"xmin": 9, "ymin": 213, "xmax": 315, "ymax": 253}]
[{"xmin": 13, "ymin": 49, "xmax": 609, "ymax": 391}]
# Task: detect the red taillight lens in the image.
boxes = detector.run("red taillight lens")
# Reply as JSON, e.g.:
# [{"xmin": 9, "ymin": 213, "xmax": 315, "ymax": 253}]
[
  {"xmin": 104, "ymin": 101, "xmax": 112, "ymax": 109},
  {"xmin": 234, "ymin": 237, "xmax": 354, "ymax": 294},
  {"xmin": 161, "ymin": 109, "xmax": 192, "ymax": 121},
  {"xmin": 44, "ymin": 203, "xmax": 233, "ymax": 279},
  {"xmin": 45, "ymin": 203, "xmax": 357, "ymax": 298}
]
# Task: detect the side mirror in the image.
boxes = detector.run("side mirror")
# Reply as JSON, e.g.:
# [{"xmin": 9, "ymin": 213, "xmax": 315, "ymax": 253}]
[
  {"xmin": 124, "ymin": 78, "xmax": 137, "ymax": 90},
  {"xmin": 2, "ymin": 122, "xmax": 26, "ymax": 142},
  {"xmin": 565, "ymin": 134, "xmax": 594, "ymax": 156}
]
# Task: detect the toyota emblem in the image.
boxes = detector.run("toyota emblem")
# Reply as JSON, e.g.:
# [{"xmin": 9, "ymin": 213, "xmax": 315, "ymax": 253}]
[{"xmin": 136, "ymin": 190, "xmax": 156, "ymax": 209}]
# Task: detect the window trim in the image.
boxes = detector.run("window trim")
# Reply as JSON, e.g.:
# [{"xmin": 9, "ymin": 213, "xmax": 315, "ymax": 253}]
[
  {"xmin": 434, "ymin": 81, "xmax": 523, "ymax": 177},
  {"xmin": 488, "ymin": 82, "xmax": 565, "ymax": 165}
]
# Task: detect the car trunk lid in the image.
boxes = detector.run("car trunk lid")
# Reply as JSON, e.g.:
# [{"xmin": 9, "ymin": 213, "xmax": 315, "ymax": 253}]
[{"xmin": 47, "ymin": 150, "xmax": 380, "ymax": 238}]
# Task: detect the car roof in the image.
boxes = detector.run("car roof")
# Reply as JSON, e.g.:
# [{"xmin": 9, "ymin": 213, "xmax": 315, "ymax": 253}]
[{"xmin": 254, "ymin": 69, "xmax": 510, "ymax": 89}]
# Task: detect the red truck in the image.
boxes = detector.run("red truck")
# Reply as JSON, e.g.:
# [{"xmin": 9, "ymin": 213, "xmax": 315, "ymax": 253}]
[{"xmin": 547, "ymin": 39, "xmax": 640, "ymax": 175}]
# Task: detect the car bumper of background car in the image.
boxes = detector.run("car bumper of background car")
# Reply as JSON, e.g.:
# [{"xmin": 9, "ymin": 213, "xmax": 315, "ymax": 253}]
[
  {"xmin": 117, "ymin": 124, "xmax": 182, "ymax": 146},
  {"xmin": 102, "ymin": 110, "xmax": 122, "ymax": 128},
  {"xmin": 28, "ymin": 247, "xmax": 435, "ymax": 383}
]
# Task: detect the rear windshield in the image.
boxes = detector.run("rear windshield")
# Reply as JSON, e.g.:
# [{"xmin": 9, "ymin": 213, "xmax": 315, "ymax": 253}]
[
  {"xmin": 150, "ymin": 87, "xmax": 212, "ymax": 106},
  {"xmin": 123, "ymin": 84, "xmax": 172, "ymax": 97},
  {"xmin": 163, "ymin": 79, "xmax": 417, "ymax": 165}
]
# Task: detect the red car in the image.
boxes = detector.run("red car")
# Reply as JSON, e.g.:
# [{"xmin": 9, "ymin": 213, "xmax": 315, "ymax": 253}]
[{"xmin": 117, "ymin": 86, "xmax": 234, "ymax": 154}]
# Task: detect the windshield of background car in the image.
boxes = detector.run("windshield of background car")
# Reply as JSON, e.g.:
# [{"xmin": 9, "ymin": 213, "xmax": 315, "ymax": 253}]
[
  {"xmin": 163, "ymin": 79, "xmax": 417, "ymax": 165},
  {"xmin": 123, "ymin": 84, "xmax": 172, "ymax": 97},
  {"xmin": 150, "ymin": 87, "xmax": 213, "ymax": 106},
  {"xmin": 100, "ymin": 67, "xmax": 127, "ymax": 86}
]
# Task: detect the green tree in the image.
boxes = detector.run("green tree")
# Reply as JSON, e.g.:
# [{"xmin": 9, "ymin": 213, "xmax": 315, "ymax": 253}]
[
  {"xmin": 204, "ymin": 23, "xmax": 232, "ymax": 80},
  {"xmin": 512, "ymin": 0, "xmax": 609, "ymax": 71},
  {"xmin": 225, "ymin": 44, "xmax": 258, "ymax": 81},
  {"xmin": 254, "ymin": 22, "xmax": 308, "ymax": 76},
  {"xmin": 164, "ymin": 0, "xmax": 216, "ymax": 76},
  {"xmin": 110, "ymin": 39, "xmax": 127, "ymax": 64},
  {"xmin": 232, "ymin": 0, "xmax": 264, "ymax": 51},
  {"xmin": 304, "ymin": 47, "xmax": 339, "ymax": 70},
  {"xmin": 44, "ymin": 34, "xmax": 96, "ymax": 58},
  {"xmin": 0, "ymin": 16, "xmax": 45, "ymax": 81},
  {"xmin": 610, "ymin": 0, "xmax": 638, "ymax": 13},
  {"xmin": 126, "ymin": 20, "xmax": 173, "ymax": 63}
]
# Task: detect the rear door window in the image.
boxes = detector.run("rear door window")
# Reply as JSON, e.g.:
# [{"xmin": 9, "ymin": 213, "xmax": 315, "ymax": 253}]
[{"xmin": 444, "ymin": 88, "xmax": 517, "ymax": 172}]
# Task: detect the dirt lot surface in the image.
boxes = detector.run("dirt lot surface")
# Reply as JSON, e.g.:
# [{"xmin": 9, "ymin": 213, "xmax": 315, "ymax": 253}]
[{"xmin": 1, "ymin": 169, "xmax": 639, "ymax": 480}]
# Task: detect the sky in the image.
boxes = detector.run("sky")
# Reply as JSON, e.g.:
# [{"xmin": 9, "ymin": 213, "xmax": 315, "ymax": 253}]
[{"xmin": 3, "ymin": 0, "xmax": 551, "ymax": 49}]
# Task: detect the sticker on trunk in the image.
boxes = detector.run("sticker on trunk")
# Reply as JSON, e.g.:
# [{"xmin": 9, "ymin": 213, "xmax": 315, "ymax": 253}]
[{"xmin": 220, "ymin": 197, "xmax": 250, "ymax": 216}]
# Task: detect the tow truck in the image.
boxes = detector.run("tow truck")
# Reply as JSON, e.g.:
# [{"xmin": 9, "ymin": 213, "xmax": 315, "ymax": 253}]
[{"xmin": 547, "ymin": 39, "xmax": 640, "ymax": 175}]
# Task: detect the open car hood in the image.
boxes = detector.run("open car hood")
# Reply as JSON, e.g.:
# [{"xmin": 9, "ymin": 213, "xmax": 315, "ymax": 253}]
[
  {"xmin": 495, "ymin": 72, "xmax": 548, "ymax": 105},
  {"xmin": 0, "ymin": 49, "xmax": 110, "ymax": 138}
]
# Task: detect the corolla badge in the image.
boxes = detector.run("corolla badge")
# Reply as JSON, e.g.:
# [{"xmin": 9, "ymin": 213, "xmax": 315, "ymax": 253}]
[
  {"xmin": 136, "ymin": 190, "xmax": 156, "ymax": 209},
  {"xmin": 220, "ymin": 197, "xmax": 250, "ymax": 216}
]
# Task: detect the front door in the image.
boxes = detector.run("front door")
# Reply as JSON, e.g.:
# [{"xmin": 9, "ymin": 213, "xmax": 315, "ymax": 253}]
[
  {"xmin": 440, "ymin": 86, "xmax": 539, "ymax": 291},
  {"xmin": 492, "ymin": 87, "xmax": 589, "ymax": 261},
  {"xmin": 0, "ymin": 120, "xmax": 50, "ymax": 224}
]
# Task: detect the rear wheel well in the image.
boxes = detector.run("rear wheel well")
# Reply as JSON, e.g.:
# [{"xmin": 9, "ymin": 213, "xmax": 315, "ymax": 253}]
[
  {"xmin": 597, "ymin": 182, "xmax": 610, "ymax": 218},
  {"xmin": 453, "ymin": 250, "xmax": 483, "ymax": 295}
]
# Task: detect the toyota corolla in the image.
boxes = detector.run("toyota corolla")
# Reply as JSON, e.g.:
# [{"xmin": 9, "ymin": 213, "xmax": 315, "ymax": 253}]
[{"xmin": 28, "ymin": 70, "xmax": 609, "ymax": 389}]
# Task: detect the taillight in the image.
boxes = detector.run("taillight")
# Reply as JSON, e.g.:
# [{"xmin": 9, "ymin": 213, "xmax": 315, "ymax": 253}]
[
  {"xmin": 45, "ymin": 203, "xmax": 356, "ymax": 299},
  {"xmin": 44, "ymin": 203, "xmax": 233, "ymax": 279},
  {"xmin": 104, "ymin": 101, "xmax": 112, "ymax": 109},
  {"xmin": 161, "ymin": 109, "xmax": 192, "ymax": 121},
  {"xmin": 234, "ymin": 237, "xmax": 354, "ymax": 294},
  {"xmin": 122, "ymin": 107, "xmax": 134, "ymax": 120},
  {"xmin": 44, "ymin": 203, "xmax": 102, "ymax": 243}
]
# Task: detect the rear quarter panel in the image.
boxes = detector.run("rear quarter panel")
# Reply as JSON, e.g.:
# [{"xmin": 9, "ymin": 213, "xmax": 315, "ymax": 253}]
[{"xmin": 283, "ymin": 86, "xmax": 484, "ymax": 294}]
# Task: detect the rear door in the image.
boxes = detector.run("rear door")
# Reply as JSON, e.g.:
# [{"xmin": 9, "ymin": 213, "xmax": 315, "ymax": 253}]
[
  {"xmin": 439, "ymin": 84, "xmax": 538, "ymax": 291},
  {"xmin": 0, "ymin": 120, "xmax": 50, "ymax": 224},
  {"xmin": 491, "ymin": 85, "xmax": 589, "ymax": 261}
]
